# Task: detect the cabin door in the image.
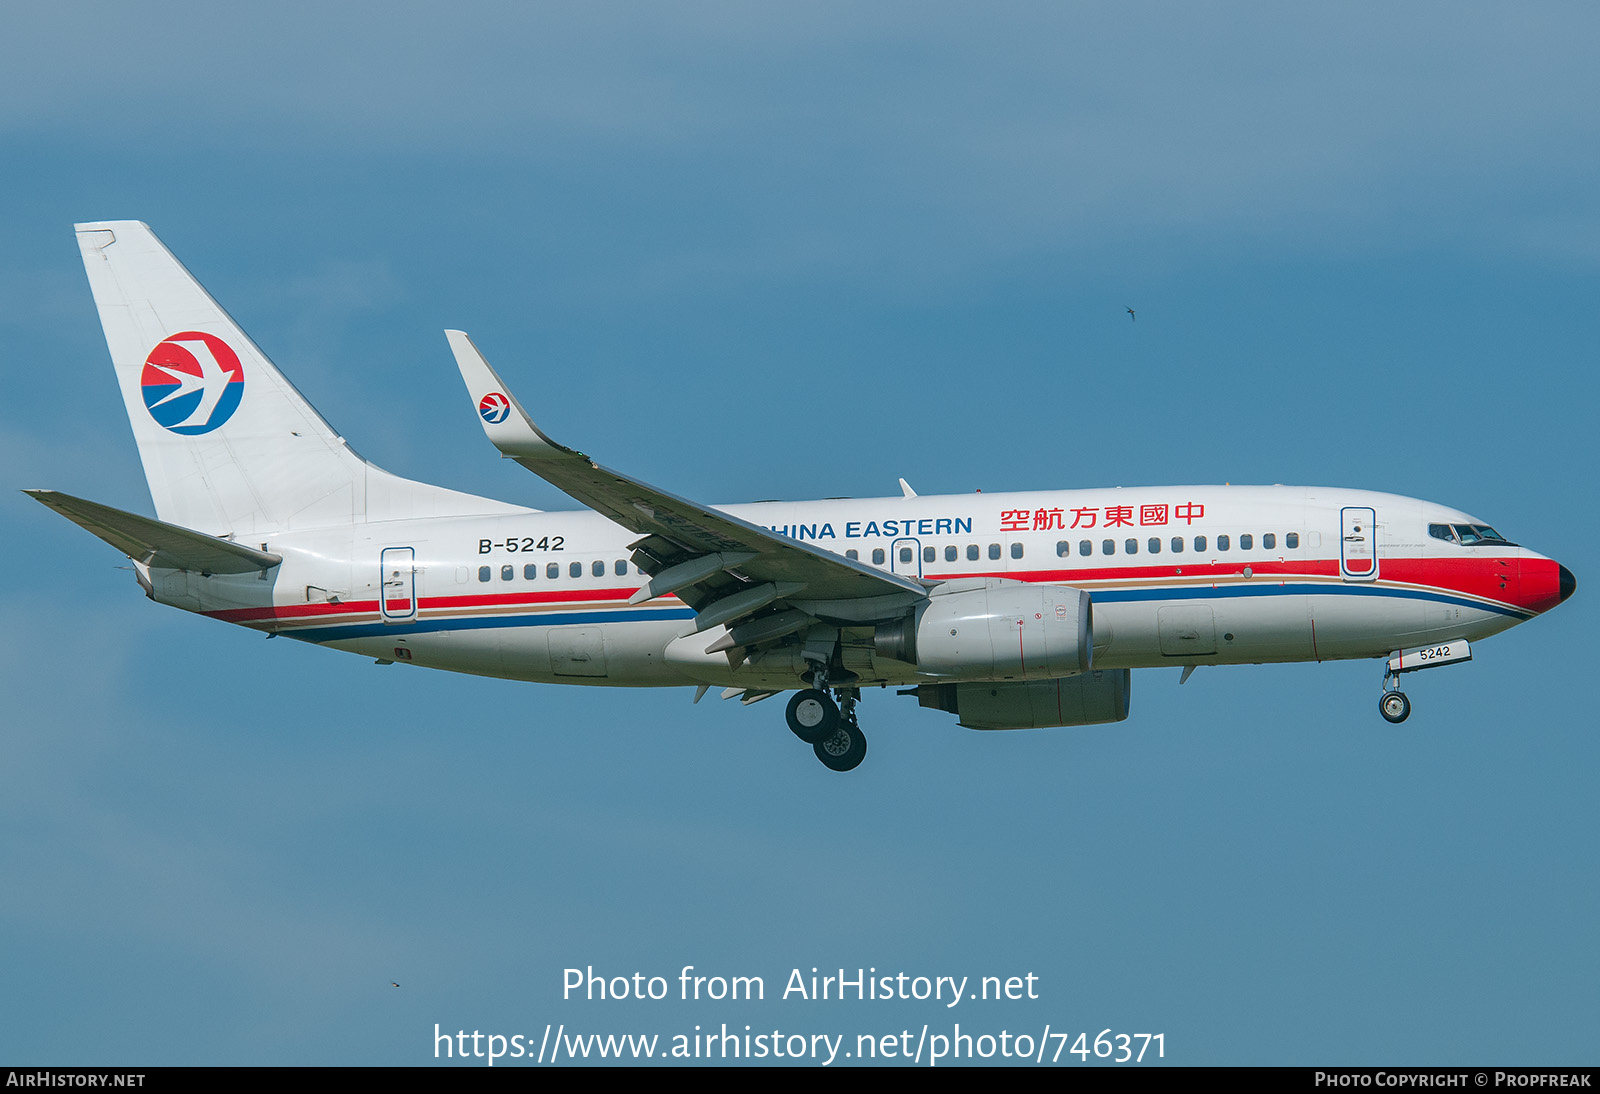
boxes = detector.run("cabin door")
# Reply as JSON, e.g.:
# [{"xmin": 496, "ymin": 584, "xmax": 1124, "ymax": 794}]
[
  {"xmin": 380, "ymin": 547, "xmax": 417, "ymax": 622},
  {"xmin": 1340, "ymin": 508, "xmax": 1378, "ymax": 582}
]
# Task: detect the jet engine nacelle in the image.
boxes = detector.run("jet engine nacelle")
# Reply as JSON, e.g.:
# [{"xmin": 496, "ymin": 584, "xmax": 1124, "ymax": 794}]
[
  {"xmin": 910, "ymin": 670, "xmax": 1132, "ymax": 730},
  {"xmin": 875, "ymin": 579, "xmax": 1091, "ymax": 681}
]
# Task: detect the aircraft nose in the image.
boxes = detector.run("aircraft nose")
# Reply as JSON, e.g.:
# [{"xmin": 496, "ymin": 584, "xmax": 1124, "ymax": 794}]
[{"xmin": 1559, "ymin": 564, "xmax": 1576, "ymax": 603}]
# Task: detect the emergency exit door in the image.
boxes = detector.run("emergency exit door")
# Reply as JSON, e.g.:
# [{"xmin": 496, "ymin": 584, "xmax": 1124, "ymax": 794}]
[{"xmin": 891, "ymin": 538, "xmax": 922, "ymax": 577}]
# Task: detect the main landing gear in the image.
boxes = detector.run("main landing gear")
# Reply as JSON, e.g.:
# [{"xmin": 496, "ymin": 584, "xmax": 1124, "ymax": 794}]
[
  {"xmin": 784, "ymin": 690, "xmax": 837, "ymax": 743},
  {"xmin": 784, "ymin": 669, "xmax": 867, "ymax": 772}
]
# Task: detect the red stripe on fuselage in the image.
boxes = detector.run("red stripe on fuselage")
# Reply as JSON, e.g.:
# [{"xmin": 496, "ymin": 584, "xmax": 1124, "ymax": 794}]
[
  {"xmin": 932, "ymin": 555, "xmax": 1532, "ymax": 609},
  {"xmin": 205, "ymin": 554, "xmax": 1546, "ymax": 629},
  {"xmin": 207, "ymin": 586, "xmax": 665, "ymax": 625}
]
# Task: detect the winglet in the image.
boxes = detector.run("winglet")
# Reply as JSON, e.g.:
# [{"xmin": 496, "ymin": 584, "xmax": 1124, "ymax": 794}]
[{"xmin": 445, "ymin": 330, "xmax": 573, "ymax": 462}]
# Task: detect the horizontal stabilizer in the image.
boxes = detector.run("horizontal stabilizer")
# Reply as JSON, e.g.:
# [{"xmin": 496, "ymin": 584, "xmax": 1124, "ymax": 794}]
[{"xmin": 25, "ymin": 489, "xmax": 281, "ymax": 573}]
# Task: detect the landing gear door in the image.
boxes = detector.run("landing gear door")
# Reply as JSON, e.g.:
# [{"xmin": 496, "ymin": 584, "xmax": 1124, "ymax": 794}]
[
  {"xmin": 1340, "ymin": 507, "xmax": 1377, "ymax": 582},
  {"xmin": 380, "ymin": 546, "xmax": 417, "ymax": 621}
]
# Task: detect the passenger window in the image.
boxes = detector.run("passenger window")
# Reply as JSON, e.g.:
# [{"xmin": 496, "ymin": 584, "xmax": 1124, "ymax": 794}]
[
  {"xmin": 524, "ymin": 563, "xmax": 537, "ymax": 580},
  {"xmin": 967, "ymin": 544, "xmax": 979, "ymax": 561},
  {"xmin": 989, "ymin": 543, "xmax": 1001, "ymax": 560},
  {"xmin": 1194, "ymin": 536, "xmax": 1207, "ymax": 552},
  {"xmin": 1285, "ymin": 532, "xmax": 1299, "ymax": 549},
  {"xmin": 1217, "ymin": 534, "xmax": 1230, "ymax": 551},
  {"xmin": 615, "ymin": 560, "xmax": 628, "ymax": 576},
  {"xmin": 569, "ymin": 561, "xmax": 582, "ymax": 578},
  {"xmin": 1125, "ymin": 538, "xmax": 1138, "ymax": 555},
  {"xmin": 501, "ymin": 564, "xmax": 514, "ymax": 581},
  {"xmin": 1240, "ymin": 534, "xmax": 1252, "ymax": 550},
  {"xmin": 1079, "ymin": 540, "xmax": 1092, "ymax": 557},
  {"xmin": 1263, "ymin": 533, "xmax": 1275, "ymax": 550},
  {"xmin": 591, "ymin": 560, "xmax": 605, "ymax": 577},
  {"xmin": 872, "ymin": 548, "xmax": 885, "ymax": 565},
  {"xmin": 1057, "ymin": 541, "xmax": 1070, "ymax": 557},
  {"xmin": 945, "ymin": 545, "xmax": 958, "ymax": 562},
  {"xmin": 900, "ymin": 547, "xmax": 914, "ymax": 564},
  {"xmin": 547, "ymin": 562, "xmax": 559, "ymax": 579},
  {"xmin": 1102, "ymin": 539, "xmax": 1115, "ymax": 555},
  {"xmin": 1171, "ymin": 537, "xmax": 1184, "ymax": 553},
  {"xmin": 924, "ymin": 546, "xmax": 936, "ymax": 563},
  {"xmin": 846, "ymin": 549, "xmax": 859, "ymax": 560},
  {"xmin": 1010, "ymin": 542, "xmax": 1024, "ymax": 559},
  {"xmin": 1148, "ymin": 537, "xmax": 1161, "ymax": 554},
  {"xmin": 478, "ymin": 566, "xmax": 491, "ymax": 582}
]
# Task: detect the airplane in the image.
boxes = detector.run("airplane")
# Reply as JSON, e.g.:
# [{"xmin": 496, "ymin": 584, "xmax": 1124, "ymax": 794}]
[{"xmin": 30, "ymin": 221, "xmax": 1576, "ymax": 772}]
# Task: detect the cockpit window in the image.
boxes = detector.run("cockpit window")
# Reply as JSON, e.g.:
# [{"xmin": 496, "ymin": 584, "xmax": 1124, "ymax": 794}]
[
  {"xmin": 1433, "ymin": 522, "xmax": 1514, "ymax": 546},
  {"xmin": 1454, "ymin": 523, "xmax": 1512, "ymax": 546}
]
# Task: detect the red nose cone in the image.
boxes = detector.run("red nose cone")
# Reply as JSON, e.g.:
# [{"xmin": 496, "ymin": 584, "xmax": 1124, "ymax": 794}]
[{"xmin": 1519, "ymin": 558, "xmax": 1570, "ymax": 614}]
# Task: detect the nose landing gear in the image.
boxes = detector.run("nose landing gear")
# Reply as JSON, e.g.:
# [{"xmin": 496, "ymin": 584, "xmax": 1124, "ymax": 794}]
[
  {"xmin": 1379, "ymin": 686, "xmax": 1411, "ymax": 724},
  {"xmin": 1376, "ymin": 640, "xmax": 1473, "ymax": 724}
]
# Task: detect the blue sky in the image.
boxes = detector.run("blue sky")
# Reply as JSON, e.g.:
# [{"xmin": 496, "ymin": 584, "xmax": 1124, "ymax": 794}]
[{"xmin": 3, "ymin": 2, "xmax": 1595, "ymax": 1065}]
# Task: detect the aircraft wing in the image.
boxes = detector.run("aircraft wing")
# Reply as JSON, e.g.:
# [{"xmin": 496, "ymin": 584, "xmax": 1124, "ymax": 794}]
[{"xmin": 445, "ymin": 331, "xmax": 927, "ymax": 633}]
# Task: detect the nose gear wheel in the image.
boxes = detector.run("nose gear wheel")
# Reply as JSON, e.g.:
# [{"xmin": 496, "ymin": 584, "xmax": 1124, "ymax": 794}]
[{"xmin": 1379, "ymin": 690, "xmax": 1411, "ymax": 723}]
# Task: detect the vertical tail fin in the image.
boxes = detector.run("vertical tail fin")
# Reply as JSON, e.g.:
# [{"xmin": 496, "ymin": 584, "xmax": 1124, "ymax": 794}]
[{"xmin": 75, "ymin": 221, "xmax": 524, "ymax": 534}]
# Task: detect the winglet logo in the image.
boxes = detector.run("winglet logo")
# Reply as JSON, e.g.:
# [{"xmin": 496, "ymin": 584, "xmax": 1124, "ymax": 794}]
[
  {"xmin": 141, "ymin": 332, "xmax": 245, "ymax": 435},
  {"xmin": 479, "ymin": 392, "xmax": 511, "ymax": 424}
]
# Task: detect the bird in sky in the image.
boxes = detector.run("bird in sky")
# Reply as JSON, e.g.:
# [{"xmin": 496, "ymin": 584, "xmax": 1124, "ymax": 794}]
[{"xmin": 1126, "ymin": 307, "xmax": 1136, "ymax": 322}]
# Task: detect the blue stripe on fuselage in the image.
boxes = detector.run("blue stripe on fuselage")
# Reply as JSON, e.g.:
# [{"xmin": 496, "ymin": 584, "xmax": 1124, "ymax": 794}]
[
  {"xmin": 287, "ymin": 606, "xmax": 697, "ymax": 643},
  {"xmin": 282, "ymin": 580, "xmax": 1529, "ymax": 644},
  {"xmin": 1089, "ymin": 581, "xmax": 1531, "ymax": 619}
]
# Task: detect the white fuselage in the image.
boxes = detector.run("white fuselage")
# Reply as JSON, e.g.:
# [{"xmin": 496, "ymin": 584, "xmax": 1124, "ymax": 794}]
[{"xmin": 166, "ymin": 484, "xmax": 1561, "ymax": 690}]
